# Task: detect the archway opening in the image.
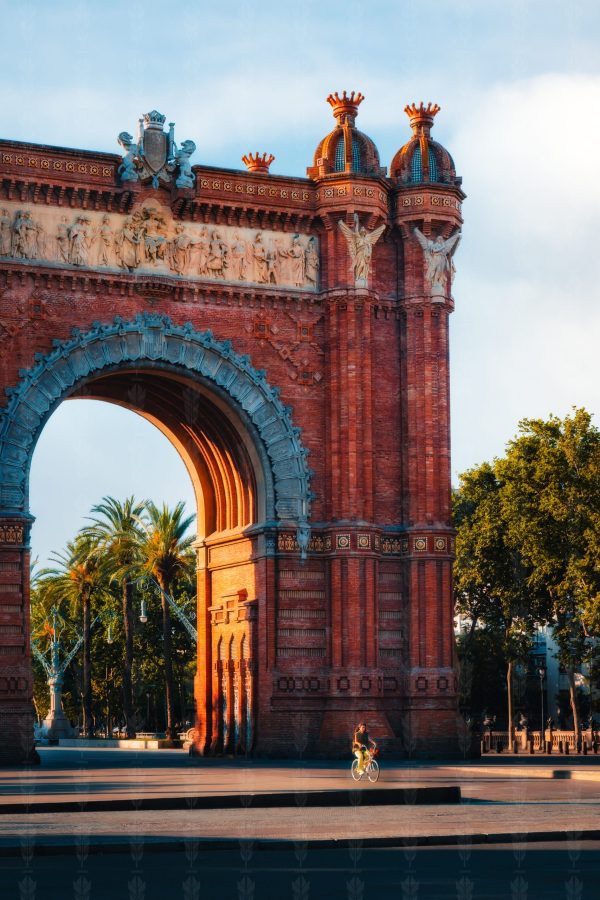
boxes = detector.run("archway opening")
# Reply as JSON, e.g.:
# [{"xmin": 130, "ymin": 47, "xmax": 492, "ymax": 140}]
[
  {"xmin": 29, "ymin": 365, "xmax": 267, "ymax": 753},
  {"xmin": 0, "ymin": 314, "xmax": 312, "ymax": 762}
]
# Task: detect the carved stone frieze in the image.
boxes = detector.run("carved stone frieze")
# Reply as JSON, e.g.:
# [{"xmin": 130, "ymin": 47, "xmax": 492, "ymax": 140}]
[
  {"xmin": 0, "ymin": 523, "xmax": 24, "ymax": 545},
  {"xmin": 0, "ymin": 201, "xmax": 320, "ymax": 292}
]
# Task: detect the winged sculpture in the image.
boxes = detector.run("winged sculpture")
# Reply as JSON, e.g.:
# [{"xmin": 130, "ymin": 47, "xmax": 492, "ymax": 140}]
[
  {"xmin": 414, "ymin": 227, "xmax": 461, "ymax": 297},
  {"xmin": 338, "ymin": 214, "xmax": 386, "ymax": 285}
]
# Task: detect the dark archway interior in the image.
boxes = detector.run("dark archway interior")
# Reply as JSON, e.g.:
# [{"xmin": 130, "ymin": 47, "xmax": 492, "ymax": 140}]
[{"xmin": 70, "ymin": 370, "xmax": 259, "ymax": 538}]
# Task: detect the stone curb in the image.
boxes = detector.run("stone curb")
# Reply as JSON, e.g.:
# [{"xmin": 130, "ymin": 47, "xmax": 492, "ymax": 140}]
[
  {"xmin": 0, "ymin": 785, "xmax": 460, "ymax": 815},
  {"xmin": 1, "ymin": 829, "xmax": 600, "ymax": 858}
]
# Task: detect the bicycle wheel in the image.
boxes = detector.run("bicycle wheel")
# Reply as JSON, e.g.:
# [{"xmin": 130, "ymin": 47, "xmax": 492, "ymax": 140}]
[
  {"xmin": 366, "ymin": 759, "xmax": 380, "ymax": 783},
  {"xmin": 351, "ymin": 758, "xmax": 363, "ymax": 781}
]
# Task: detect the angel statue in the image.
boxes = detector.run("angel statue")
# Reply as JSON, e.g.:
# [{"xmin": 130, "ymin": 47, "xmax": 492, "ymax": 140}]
[
  {"xmin": 338, "ymin": 214, "xmax": 386, "ymax": 286},
  {"xmin": 413, "ymin": 227, "xmax": 461, "ymax": 299}
]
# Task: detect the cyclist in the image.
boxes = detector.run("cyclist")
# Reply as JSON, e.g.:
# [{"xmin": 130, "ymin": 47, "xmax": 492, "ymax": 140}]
[{"xmin": 352, "ymin": 722, "xmax": 376, "ymax": 774}]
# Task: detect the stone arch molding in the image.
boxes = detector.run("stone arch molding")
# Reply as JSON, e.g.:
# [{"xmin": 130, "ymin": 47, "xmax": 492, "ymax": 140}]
[{"xmin": 0, "ymin": 312, "xmax": 312, "ymax": 544}]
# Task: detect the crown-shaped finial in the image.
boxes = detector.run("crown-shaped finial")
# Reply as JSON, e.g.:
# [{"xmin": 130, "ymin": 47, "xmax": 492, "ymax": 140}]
[
  {"xmin": 143, "ymin": 109, "xmax": 167, "ymax": 129},
  {"xmin": 327, "ymin": 91, "xmax": 364, "ymax": 124},
  {"xmin": 242, "ymin": 152, "xmax": 275, "ymax": 174},
  {"xmin": 404, "ymin": 102, "xmax": 441, "ymax": 135}
]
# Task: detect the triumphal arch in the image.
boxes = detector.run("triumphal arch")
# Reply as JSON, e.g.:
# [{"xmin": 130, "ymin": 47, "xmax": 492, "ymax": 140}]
[{"xmin": 0, "ymin": 94, "xmax": 464, "ymax": 762}]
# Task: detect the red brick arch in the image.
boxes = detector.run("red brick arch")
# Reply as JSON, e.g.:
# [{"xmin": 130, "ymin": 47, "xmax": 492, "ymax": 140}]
[{"xmin": 0, "ymin": 110, "xmax": 464, "ymax": 760}]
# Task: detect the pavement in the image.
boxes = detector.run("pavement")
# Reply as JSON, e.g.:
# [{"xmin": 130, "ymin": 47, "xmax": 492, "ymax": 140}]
[{"xmin": 0, "ymin": 748, "xmax": 600, "ymax": 852}]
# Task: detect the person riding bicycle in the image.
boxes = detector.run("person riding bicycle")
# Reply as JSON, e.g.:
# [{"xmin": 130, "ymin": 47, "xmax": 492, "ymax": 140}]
[{"xmin": 352, "ymin": 722, "xmax": 376, "ymax": 774}]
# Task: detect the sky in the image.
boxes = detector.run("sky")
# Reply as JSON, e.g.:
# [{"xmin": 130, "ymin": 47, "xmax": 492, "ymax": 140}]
[{"xmin": 1, "ymin": 0, "xmax": 598, "ymax": 566}]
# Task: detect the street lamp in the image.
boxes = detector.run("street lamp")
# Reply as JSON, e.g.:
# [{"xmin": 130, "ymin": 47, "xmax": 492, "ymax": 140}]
[
  {"xmin": 135, "ymin": 576, "xmax": 197, "ymax": 641},
  {"xmin": 538, "ymin": 664, "xmax": 546, "ymax": 748}
]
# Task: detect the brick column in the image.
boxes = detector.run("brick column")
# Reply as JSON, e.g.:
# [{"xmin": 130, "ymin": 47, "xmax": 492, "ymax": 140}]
[
  {"xmin": 0, "ymin": 514, "xmax": 39, "ymax": 765},
  {"xmin": 192, "ymin": 539, "xmax": 212, "ymax": 755},
  {"xmin": 399, "ymin": 226, "xmax": 458, "ymax": 754}
]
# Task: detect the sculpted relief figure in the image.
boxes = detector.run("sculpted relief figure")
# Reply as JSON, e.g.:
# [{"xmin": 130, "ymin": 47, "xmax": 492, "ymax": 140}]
[
  {"xmin": 266, "ymin": 241, "xmax": 279, "ymax": 284},
  {"xmin": 194, "ymin": 226, "xmax": 210, "ymax": 276},
  {"xmin": 251, "ymin": 233, "xmax": 268, "ymax": 284},
  {"xmin": 12, "ymin": 210, "xmax": 43, "ymax": 260},
  {"xmin": 168, "ymin": 223, "xmax": 193, "ymax": 275},
  {"xmin": 56, "ymin": 216, "xmax": 71, "ymax": 263},
  {"xmin": 206, "ymin": 230, "xmax": 228, "ymax": 278},
  {"xmin": 413, "ymin": 228, "xmax": 461, "ymax": 299},
  {"xmin": 338, "ymin": 214, "xmax": 386, "ymax": 286},
  {"xmin": 134, "ymin": 206, "xmax": 169, "ymax": 264},
  {"xmin": 305, "ymin": 236, "xmax": 319, "ymax": 287},
  {"xmin": 0, "ymin": 208, "xmax": 12, "ymax": 255},
  {"xmin": 95, "ymin": 215, "xmax": 115, "ymax": 267},
  {"xmin": 229, "ymin": 233, "xmax": 247, "ymax": 281},
  {"xmin": 286, "ymin": 234, "xmax": 305, "ymax": 287},
  {"xmin": 69, "ymin": 216, "xmax": 92, "ymax": 266},
  {"xmin": 115, "ymin": 217, "xmax": 141, "ymax": 270},
  {"xmin": 0, "ymin": 200, "xmax": 320, "ymax": 290}
]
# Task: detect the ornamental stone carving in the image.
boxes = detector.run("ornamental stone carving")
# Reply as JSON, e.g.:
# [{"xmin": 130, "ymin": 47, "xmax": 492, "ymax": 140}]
[
  {"xmin": 0, "ymin": 201, "xmax": 319, "ymax": 292},
  {"xmin": 117, "ymin": 110, "xmax": 196, "ymax": 189},
  {"xmin": 338, "ymin": 213, "xmax": 385, "ymax": 286},
  {"xmin": 413, "ymin": 228, "xmax": 461, "ymax": 300}
]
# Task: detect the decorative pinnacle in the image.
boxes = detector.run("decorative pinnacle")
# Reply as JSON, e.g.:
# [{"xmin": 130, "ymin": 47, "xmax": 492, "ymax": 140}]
[
  {"xmin": 327, "ymin": 91, "xmax": 364, "ymax": 124},
  {"xmin": 404, "ymin": 102, "xmax": 440, "ymax": 135},
  {"xmin": 241, "ymin": 152, "xmax": 275, "ymax": 174}
]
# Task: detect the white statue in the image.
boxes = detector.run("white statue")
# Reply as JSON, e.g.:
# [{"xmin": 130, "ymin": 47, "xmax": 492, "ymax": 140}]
[
  {"xmin": 413, "ymin": 228, "xmax": 461, "ymax": 299},
  {"xmin": 338, "ymin": 214, "xmax": 386, "ymax": 286}
]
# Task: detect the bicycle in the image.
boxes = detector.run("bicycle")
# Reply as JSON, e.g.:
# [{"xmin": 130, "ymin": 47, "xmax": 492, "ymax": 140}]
[{"xmin": 351, "ymin": 747, "xmax": 380, "ymax": 783}]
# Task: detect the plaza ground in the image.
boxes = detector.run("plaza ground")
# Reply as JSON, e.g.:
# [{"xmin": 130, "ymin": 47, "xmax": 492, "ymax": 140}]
[{"xmin": 1, "ymin": 748, "xmax": 600, "ymax": 897}]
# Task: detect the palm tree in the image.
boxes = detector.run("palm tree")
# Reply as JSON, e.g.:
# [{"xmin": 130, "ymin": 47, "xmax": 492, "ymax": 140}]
[
  {"xmin": 39, "ymin": 532, "xmax": 105, "ymax": 738},
  {"xmin": 136, "ymin": 501, "xmax": 195, "ymax": 739},
  {"xmin": 84, "ymin": 496, "xmax": 145, "ymax": 739}
]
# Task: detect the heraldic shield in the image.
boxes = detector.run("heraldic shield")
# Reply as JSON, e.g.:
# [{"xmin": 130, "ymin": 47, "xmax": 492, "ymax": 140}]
[{"xmin": 142, "ymin": 111, "xmax": 169, "ymax": 174}]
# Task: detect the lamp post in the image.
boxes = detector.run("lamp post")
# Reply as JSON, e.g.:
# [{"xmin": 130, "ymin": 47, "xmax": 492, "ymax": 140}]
[
  {"xmin": 32, "ymin": 607, "xmax": 115, "ymax": 741},
  {"xmin": 538, "ymin": 664, "xmax": 546, "ymax": 750},
  {"xmin": 136, "ymin": 576, "xmax": 197, "ymax": 641}
]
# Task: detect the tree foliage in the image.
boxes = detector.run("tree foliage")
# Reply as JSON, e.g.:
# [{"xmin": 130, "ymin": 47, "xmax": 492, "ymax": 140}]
[
  {"xmin": 31, "ymin": 497, "xmax": 197, "ymax": 738},
  {"xmin": 454, "ymin": 408, "xmax": 600, "ymax": 737}
]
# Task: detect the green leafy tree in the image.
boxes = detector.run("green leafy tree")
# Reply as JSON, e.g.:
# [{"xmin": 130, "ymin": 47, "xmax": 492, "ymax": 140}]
[
  {"xmin": 83, "ymin": 496, "xmax": 145, "ymax": 739},
  {"xmin": 499, "ymin": 409, "xmax": 600, "ymax": 743},
  {"xmin": 135, "ymin": 501, "xmax": 195, "ymax": 739},
  {"xmin": 454, "ymin": 462, "xmax": 539, "ymax": 747}
]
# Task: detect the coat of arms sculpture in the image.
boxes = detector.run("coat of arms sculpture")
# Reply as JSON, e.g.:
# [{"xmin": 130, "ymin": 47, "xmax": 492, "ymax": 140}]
[{"xmin": 117, "ymin": 110, "xmax": 196, "ymax": 190}]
